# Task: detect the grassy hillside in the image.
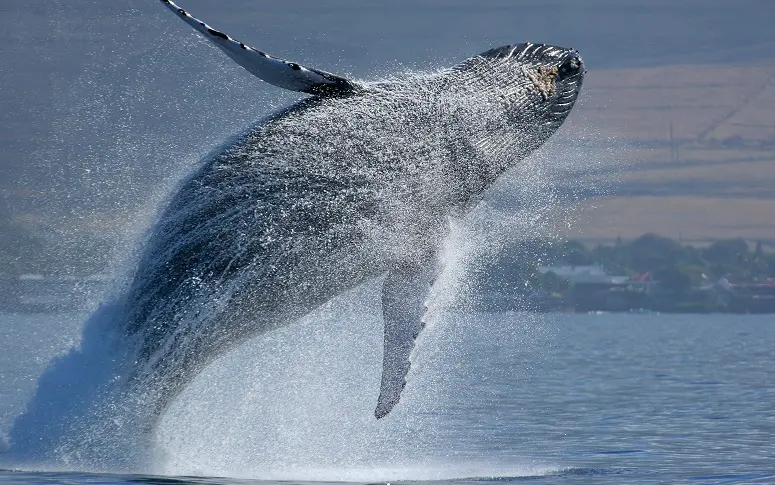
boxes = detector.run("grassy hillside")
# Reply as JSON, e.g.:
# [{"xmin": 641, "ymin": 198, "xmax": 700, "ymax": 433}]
[{"xmin": 565, "ymin": 61, "xmax": 775, "ymax": 244}]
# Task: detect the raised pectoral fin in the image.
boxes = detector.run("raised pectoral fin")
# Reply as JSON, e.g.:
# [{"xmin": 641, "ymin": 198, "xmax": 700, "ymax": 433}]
[
  {"xmin": 375, "ymin": 259, "xmax": 437, "ymax": 419},
  {"xmin": 158, "ymin": 0, "xmax": 359, "ymax": 96}
]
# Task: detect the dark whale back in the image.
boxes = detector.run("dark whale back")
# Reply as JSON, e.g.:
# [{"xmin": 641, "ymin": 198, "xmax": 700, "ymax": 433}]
[
  {"xmin": 124, "ymin": 102, "xmax": 385, "ymax": 390},
  {"xmin": 118, "ymin": 43, "xmax": 585, "ymax": 413}
]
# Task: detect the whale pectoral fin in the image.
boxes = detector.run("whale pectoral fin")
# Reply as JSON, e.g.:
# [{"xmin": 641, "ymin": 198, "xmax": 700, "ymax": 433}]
[
  {"xmin": 158, "ymin": 0, "xmax": 358, "ymax": 97},
  {"xmin": 375, "ymin": 259, "xmax": 437, "ymax": 419}
]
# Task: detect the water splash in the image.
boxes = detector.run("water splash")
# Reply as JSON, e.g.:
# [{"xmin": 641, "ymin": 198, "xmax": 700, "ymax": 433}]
[{"xmin": 4, "ymin": 6, "xmax": 612, "ymax": 477}]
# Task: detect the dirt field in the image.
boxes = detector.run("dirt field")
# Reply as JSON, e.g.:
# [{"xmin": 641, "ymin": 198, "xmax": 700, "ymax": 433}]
[{"xmin": 562, "ymin": 61, "xmax": 775, "ymax": 244}]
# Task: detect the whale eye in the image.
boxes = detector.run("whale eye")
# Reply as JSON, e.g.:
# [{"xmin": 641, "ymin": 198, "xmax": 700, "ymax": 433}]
[{"xmin": 559, "ymin": 56, "xmax": 582, "ymax": 76}]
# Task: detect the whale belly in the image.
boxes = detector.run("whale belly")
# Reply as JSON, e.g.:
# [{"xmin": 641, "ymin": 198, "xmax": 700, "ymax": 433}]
[{"xmin": 122, "ymin": 133, "xmax": 382, "ymax": 399}]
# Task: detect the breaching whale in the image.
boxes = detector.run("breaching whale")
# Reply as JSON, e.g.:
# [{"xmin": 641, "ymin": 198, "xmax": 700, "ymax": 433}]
[{"xmin": 128, "ymin": 0, "xmax": 586, "ymax": 420}]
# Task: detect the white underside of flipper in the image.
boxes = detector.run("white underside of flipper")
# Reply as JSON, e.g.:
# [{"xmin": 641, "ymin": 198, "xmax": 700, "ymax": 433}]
[
  {"xmin": 158, "ymin": 0, "xmax": 358, "ymax": 96},
  {"xmin": 376, "ymin": 256, "xmax": 439, "ymax": 419}
]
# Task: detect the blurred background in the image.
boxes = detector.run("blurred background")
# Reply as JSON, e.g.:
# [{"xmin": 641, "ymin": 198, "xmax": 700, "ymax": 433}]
[
  {"xmin": 2, "ymin": 2, "xmax": 775, "ymax": 477},
  {"xmin": 1, "ymin": 0, "xmax": 774, "ymax": 309}
]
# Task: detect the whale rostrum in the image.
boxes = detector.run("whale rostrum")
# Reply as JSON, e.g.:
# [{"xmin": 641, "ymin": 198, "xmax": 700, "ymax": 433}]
[{"xmin": 138, "ymin": 0, "xmax": 586, "ymax": 420}]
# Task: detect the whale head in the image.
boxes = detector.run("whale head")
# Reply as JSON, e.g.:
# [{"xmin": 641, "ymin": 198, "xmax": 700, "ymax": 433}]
[
  {"xmin": 426, "ymin": 42, "xmax": 585, "ymax": 192},
  {"xmin": 459, "ymin": 43, "xmax": 584, "ymax": 125}
]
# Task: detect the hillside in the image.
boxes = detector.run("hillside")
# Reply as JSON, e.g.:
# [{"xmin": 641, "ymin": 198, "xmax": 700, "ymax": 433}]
[{"xmin": 564, "ymin": 61, "xmax": 775, "ymax": 244}]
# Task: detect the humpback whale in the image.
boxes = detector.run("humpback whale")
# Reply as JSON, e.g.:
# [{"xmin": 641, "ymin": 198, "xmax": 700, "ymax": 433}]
[{"xmin": 127, "ymin": 0, "xmax": 585, "ymax": 420}]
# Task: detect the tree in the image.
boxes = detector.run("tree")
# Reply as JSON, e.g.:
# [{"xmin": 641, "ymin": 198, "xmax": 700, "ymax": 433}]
[
  {"xmin": 654, "ymin": 265, "xmax": 692, "ymax": 294},
  {"xmin": 704, "ymin": 238, "xmax": 749, "ymax": 266},
  {"xmin": 627, "ymin": 233, "xmax": 681, "ymax": 272},
  {"xmin": 560, "ymin": 240, "xmax": 593, "ymax": 266}
]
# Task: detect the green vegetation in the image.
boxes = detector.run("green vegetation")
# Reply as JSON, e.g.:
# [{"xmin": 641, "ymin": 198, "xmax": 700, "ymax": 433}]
[
  {"xmin": 471, "ymin": 234, "xmax": 775, "ymax": 312},
  {"xmin": 578, "ymin": 234, "xmax": 772, "ymax": 283},
  {"xmin": 529, "ymin": 233, "xmax": 775, "ymax": 284}
]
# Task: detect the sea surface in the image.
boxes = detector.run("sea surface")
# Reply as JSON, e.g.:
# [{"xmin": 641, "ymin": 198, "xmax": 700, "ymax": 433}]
[
  {"xmin": 2, "ymin": 1, "xmax": 775, "ymax": 484},
  {"xmin": 1, "ymin": 306, "xmax": 773, "ymax": 485}
]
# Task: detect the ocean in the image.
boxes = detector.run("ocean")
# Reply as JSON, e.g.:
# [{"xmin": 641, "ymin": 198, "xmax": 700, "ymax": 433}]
[
  {"xmin": 2, "ymin": 2, "xmax": 775, "ymax": 483},
  {"xmin": 1, "ymin": 306, "xmax": 773, "ymax": 484}
]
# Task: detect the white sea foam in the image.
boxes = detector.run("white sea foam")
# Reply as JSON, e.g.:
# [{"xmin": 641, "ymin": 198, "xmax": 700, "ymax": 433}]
[
  {"xmin": 5, "ymin": 8, "xmax": 619, "ymax": 476},
  {"xmin": 7, "ymin": 122, "xmax": 619, "ymax": 476}
]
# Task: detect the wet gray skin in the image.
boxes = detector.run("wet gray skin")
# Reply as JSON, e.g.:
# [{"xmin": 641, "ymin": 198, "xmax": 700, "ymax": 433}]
[{"xmin": 123, "ymin": 42, "xmax": 584, "ymax": 420}]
